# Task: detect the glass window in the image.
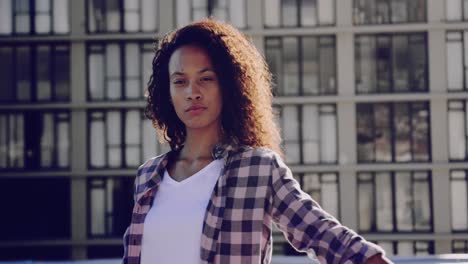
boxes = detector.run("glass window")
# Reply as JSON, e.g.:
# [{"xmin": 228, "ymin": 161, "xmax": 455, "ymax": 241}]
[
  {"xmin": 446, "ymin": 0, "xmax": 468, "ymax": 21},
  {"xmin": 448, "ymin": 100, "xmax": 468, "ymax": 161},
  {"xmin": 264, "ymin": 0, "xmax": 335, "ymax": 27},
  {"xmin": 88, "ymin": 109, "xmax": 169, "ymax": 169},
  {"xmin": 0, "ymin": 178, "xmax": 70, "ymax": 241},
  {"xmin": 88, "ymin": 42, "xmax": 153, "ymax": 101},
  {"xmin": 265, "ymin": 36, "xmax": 336, "ymax": 96},
  {"xmin": 176, "ymin": 0, "xmax": 246, "ymax": 28},
  {"xmin": 356, "ymin": 102, "xmax": 431, "ymax": 163},
  {"xmin": 0, "ymin": 0, "xmax": 69, "ymax": 35},
  {"xmin": 357, "ymin": 171, "xmax": 433, "ymax": 233},
  {"xmin": 275, "ymin": 104, "xmax": 337, "ymax": 164},
  {"xmin": 88, "ymin": 177, "xmax": 134, "ymax": 237},
  {"xmin": 374, "ymin": 240, "xmax": 434, "ymax": 256},
  {"xmin": 295, "ymin": 173, "xmax": 340, "ymax": 219},
  {"xmin": 0, "ymin": 111, "xmax": 70, "ymax": 170},
  {"xmin": 446, "ymin": 31, "xmax": 468, "ymax": 91},
  {"xmin": 451, "ymin": 170, "xmax": 468, "ymax": 231},
  {"xmin": 453, "ymin": 240, "xmax": 468, "ymax": 253},
  {"xmin": 355, "ymin": 33, "xmax": 428, "ymax": 94},
  {"xmin": 0, "ymin": 44, "xmax": 70, "ymax": 103},
  {"xmin": 88, "ymin": 0, "xmax": 158, "ymax": 33},
  {"xmin": 353, "ymin": 0, "xmax": 426, "ymax": 25}
]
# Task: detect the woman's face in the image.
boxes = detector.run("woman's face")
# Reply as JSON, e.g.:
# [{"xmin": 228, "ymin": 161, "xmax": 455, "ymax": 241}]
[{"xmin": 168, "ymin": 45, "xmax": 223, "ymax": 132}]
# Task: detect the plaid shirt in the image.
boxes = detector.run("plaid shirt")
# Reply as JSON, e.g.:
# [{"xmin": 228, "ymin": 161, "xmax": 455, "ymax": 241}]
[{"xmin": 122, "ymin": 142, "xmax": 384, "ymax": 264}]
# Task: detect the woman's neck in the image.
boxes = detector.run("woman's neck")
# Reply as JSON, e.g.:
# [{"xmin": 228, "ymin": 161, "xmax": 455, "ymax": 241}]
[{"xmin": 179, "ymin": 127, "xmax": 222, "ymax": 162}]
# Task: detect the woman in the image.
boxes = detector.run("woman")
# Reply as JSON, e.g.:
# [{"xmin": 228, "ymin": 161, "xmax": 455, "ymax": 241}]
[{"xmin": 122, "ymin": 19, "xmax": 391, "ymax": 264}]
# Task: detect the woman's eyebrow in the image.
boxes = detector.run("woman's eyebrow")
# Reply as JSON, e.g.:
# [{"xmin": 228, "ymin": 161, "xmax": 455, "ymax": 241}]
[{"xmin": 170, "ymin": 68, "xmax": 215, "ymax": 77}]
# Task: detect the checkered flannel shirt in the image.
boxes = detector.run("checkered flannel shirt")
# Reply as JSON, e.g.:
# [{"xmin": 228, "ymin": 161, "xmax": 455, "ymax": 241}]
[{"xmin": 122, "ymin": 142, "xmax": 384, "ymax": 264}]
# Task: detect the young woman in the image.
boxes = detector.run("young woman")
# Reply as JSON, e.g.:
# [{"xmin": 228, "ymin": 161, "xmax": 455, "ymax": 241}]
[{"xmin": 122, "ymin": 19, "xmax": 391, "ymax": 264}]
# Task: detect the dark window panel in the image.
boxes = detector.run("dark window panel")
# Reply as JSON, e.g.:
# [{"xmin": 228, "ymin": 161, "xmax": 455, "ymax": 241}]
[
  {"xmin": 0, "ymin": 111, "xmax": 70, "ymax": 170},
  {"xmin": 357, "ymin": 171, "xmax": 433, "ymax": 233},
  {"xmin": 0, "ymin": 178, "xmax": 71, "ymax": 241},
  {"xmin": 0, "ymin": 246, "xmax": 71, "ymax": 261},
  {"xmin": 88, "ymin": 109, "xmax": 168, "ymax": 169},
  {"xmin": 355, "ymin": 33, "xmax": 428, "ymax": 94},
  {"xmin": 88, "ymin": 245, "xmax": 123, "ymax": 259},
  {"xmin": 354, "ymin": 0, "xmax": 426, "ymax": 25},
  {"xmin": 357, "ymin": 102, "xmax": 431, "ymax": 163},
  {"xmin": 265, "ymin": 36, "xmax": 336, "ymax": 96},
  {"xmin": 88, "ymin": 0, "xmax": 158, "ymax": 33},
  {"xmin": 87, "ymin": 42, "xmax": 153, "ymax": 101},
  {"xmin": 87, "ymin": 177, "xmax": 134, "ymax": 238},
  {"xmin": 265, "ymin": 0, "xmax": 335, "ymax": 27}
]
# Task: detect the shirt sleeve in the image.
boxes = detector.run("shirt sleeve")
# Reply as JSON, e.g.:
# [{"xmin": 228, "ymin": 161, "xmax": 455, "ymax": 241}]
[{"xmin": 268, "ymin": 154, "xmax": 386, "ymax": 264}]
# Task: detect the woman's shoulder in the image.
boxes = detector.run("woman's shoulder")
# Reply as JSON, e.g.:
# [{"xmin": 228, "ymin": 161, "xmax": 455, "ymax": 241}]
[{"xmin": 234, "ymin": 145, "xmax": 283, "ymax": 163}]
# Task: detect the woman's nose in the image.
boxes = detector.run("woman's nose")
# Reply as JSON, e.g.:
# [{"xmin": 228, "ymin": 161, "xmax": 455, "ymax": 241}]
[{"xmin": 187, "ymin": 82, "xmax": 202, "ymax": 100}]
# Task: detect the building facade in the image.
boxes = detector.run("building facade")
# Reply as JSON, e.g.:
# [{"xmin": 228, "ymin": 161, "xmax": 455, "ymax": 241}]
[{"xmin": 0, "ymin": 0, "xmax": 468, "ymax": 260}]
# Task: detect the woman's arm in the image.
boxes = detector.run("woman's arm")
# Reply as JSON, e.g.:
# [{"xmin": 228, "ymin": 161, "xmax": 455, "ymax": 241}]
[{"xmin": 268, "ymin": 154, "xmax": 391, "ymax": 263}]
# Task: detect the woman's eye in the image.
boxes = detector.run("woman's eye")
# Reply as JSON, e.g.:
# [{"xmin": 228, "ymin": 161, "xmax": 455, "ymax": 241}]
[
  {"xmin": 201, "ymin": 77, "xmax": 214, "ymax": 82},
  {"xmin": 173, "ymin": 79, "xmax": 185, "ymax": 85}
]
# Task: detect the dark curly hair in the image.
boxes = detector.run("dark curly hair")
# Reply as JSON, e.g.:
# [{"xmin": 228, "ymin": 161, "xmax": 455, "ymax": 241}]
[{"xmin": 145, "ymin": 18, "xmax": 282, "ymax": 156}]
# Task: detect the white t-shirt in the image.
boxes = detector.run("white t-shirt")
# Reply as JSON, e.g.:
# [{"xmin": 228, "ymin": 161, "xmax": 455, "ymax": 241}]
[{"xmin": 140, "ymin": 159, "xmax": 223, "ymax": 264}]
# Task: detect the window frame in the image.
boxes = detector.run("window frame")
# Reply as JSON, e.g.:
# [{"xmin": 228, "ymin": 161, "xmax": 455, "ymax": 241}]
[
  {"xmin": 352, "ymin": 0, "xmax": 427, "ymax": 25},
  {"xmin": 357, "ymin": 171, "xmax": 434, "ymax": 233}
]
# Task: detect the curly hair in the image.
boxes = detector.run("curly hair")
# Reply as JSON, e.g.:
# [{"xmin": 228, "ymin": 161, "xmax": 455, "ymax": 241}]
[{"xmin": 145, "ymin": 18, "xmax": 282, "ymax": 156}]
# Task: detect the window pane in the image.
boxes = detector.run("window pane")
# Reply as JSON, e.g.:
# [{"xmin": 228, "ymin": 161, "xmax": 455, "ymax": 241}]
[
  {"xmin": 446, "ymin": 33, "xmax": 463, "ymax": 91},
  {"xmin": 318, "ymin": 0, "xmax": 334, "ymax": 25},
  {"xmin": 11, "ymin": 114, "xmax": 24, "ymax": 168},
  {"xmin": 282, "ymin": 0, "xmax": 297, "ymax": 27},
  {"xmin": 89, "ymin": 52, "xmax": 104, "ymax": 100},
  {"xmin": 409, "ymin": 35, "xmax": 427, "ymax": 91},
  {"xmin": 390, "ymin": 0, "xmax": 407, "ymax": 23},
  {"xmin": 125, "ymin": 44, "xmax": 140, "ymax": 99},
  {"xmin": 124, "ymin": 0, "xmax": 139, "ymax": 32},
  {"xmin": 398, "ymin": 241, "xmax": 414, "ymax": 256},
  {"xmin": 283, "ymin": 106, "xmax": 300, "ymax": 163},
  {"xmin": 107, "ymin": 111, "xmax": 122, "ymax": 167},
  {"xmin": 321, "ymin": 173, "xmax": 338, "ymax": 218},
  {"xmin": 141, "ymin": 0, "xmax": 158, "ymax": 31},
  {"xmin": 412, "ymin": 103, "xmax": 430, "ymax": 161},
  {"xmin": 89, "ymin": 0, "xmax": 105, "ymax": 32},
  {"xmin": 283, "ymin": 37, "xmax": 299, "ymax": 95},
  {"xmin": 264, "ymin": 0, "xmax": 280, "ymax": 27},
  {"xmin": 57, "ymin": 117, "xmax": 70, "ymax": 167},
  {"xmin": 40, "ymin": 113, "xmax": 54, "ymax": 167},
  {"xmin": 143, "ymin": 119, "xmax": 157, "ymax": 159},
  {"xmin": 106, "ymin": 0, "xmax": 120, "ymax": 31},
  {"xmin": 392, "ymin": 36, "xmax": 409, "ymax": 92},
  {"xmin": 53, "ymin": 0, "xmax": 69, "ymax": 33},
  {"xmin": 54, "ymin": 46, "xmax": 70, "ymax": 101},
  {"xmin": 125, "ymin": 110, "xmax": 140, "ymax": 167},
  {"xmin": 395, "ymin": 172, "xmax": 413, "ymax": 231},
  {"xmin": 302, "ymin": 37, "xmax": 319, "ymax": 94},
  {"xmin": 356, "ymin": 36, "xmax": 377, "ymax": 93},
  {"xmin": 451, "ymin": 171, "xmax": 468, "ymax": 230},
  {"xmin": 447, "ymin": 0, "xmax": 462, "ymax": 20},
  {"xmin": 357, "ymin": 104, "xmax": 375, "ymax": 162},
  {"xmin": 376, "ymin": 36, "xmax": 391, "ymax": 92},
  {"xmin": 15, "ymin": 0, "xmax": 30, "ymax": 33},
  {"xmin": 376, "ymin": 172, "xmax": 393, "ymax": 231},
  {"xmin": 320, "ymin": 106, "xmax": 336, "ymax": 163},
  {"xmin": 358, "ymin": 174, "xmax": 374, "ymax": 231},
  {"xmin": 90, "ymin": 186, "xmax": 106, "ymax": 235},
  {"xmin": 35, "ymin": 0, "xmax": 51, "ymax": 33},
  {"xmin": 413, "ymin": 172, "xmax": 431, "ymax": 230},
  {"xmin": 0, "ymin": 0, "xmax": 12, "ymax": 34},
  {"xmin": 90, "ymin": 114, "xmax": 105, "ymax": 167},
  {"xmin": 0, "ymin": 47, "xmax": 14, "ymax": 101},
  {"xmin": 449, "ymin": 103, "xmax": 466, "ymax": 160},
  {"xmin": 301, "ymin": 0, "xmax": 317, "ymax": 26},
  {"xmin": 302, "ymin": 105, "xmax": 319, "ymax": 163},
  {"xmin": 176, "ymin": 0, "xmax": 190, "ymax": 27},
  {"xmin": 0, "ymin": 115, "xmax": 7, "ymax": 167},
  {"xmin": 394, "ymin": 103, "xmax": 411, "ymax": 162},
  {"xmin": 37, "ymin": 46, "xmax": 52, "ymax": 101},
  {"xmin": 374, "ymin": 104, "xmax": 392, "ymax": 162},
  {"xmin": 265, "ymin": 38, "xmax": 282, "ymax": 96},
  {"xmin": 229, "ymin": 0, "xmax": 245, "ymax": 28},
  {"xmin": 106, "ymin": 44, "xmax": 122, "ymax": 99},
  {"xmin": 319, "ymin": 37, "xmax": 336, "ymax": 94},
  {"xmin": 16, "ymin": 47, "xmax": 31, "ymax": 101}
]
